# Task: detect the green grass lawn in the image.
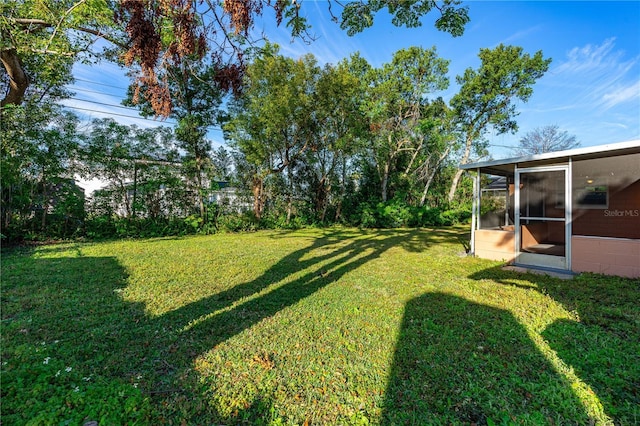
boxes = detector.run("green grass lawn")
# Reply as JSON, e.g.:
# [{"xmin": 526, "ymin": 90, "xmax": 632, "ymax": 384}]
[{"xmin": 2, "ymin": 227, "xmax": 638, "ymax": 425}]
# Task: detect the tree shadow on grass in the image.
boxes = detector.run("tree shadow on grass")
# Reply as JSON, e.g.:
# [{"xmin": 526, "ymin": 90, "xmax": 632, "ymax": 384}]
[
  {"xmin": 2, "ymin": 228, "xmax": 467, "ymax": 424},
  {"xmin": 148, "ymin": 228, "xmax": 464, "ymax": 420},
  {"xmin": 468, "ymin": 266, "xmax": 640, "ymax": 424},
  {"xmin": 382, "ymin": 292, "xmax": 591, "ymax": 425},
  {"xmin": 1, "ymin": 255, "xmax": 152, "ymax": 424}
]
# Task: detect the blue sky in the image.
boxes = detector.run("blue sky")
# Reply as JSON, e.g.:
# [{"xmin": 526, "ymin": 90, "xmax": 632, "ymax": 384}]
[{"xmin": 66, "ymin": 1, "xmax": 640, "ymax": 162}]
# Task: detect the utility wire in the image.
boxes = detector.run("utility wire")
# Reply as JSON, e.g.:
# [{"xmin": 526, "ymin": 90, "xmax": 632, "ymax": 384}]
[
  {"xmin": 62, "ymin": 104, "xmax": 175, "ymax": 124},
  {"xmin": 61, "ymin": 98, "xmax": 224, "ymax": 131},
  {"xmin": 65, "ymin": 79, "xmax": 226, "ymax": 131},
  {"xmin": 68, "ymin": 86, "xmax": 125, "ymax": 97},
  {"xmin": 69, "ymin": 97, "xmax": 153, "ymax": 112},
  {"xmin": 74, "ymin": 77, "xmax": 129, "ymax": 91}
]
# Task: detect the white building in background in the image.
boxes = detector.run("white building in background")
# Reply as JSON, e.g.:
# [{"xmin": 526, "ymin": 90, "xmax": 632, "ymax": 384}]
[{"xmin": 208, "ymin": 181, "xmax": 252, "ymax": 213}]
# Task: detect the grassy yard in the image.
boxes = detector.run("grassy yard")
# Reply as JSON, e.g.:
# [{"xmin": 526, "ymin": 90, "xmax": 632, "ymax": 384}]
[{"xmin": 1, "ymin": 227, "xmax": 638, "ymax": 425}]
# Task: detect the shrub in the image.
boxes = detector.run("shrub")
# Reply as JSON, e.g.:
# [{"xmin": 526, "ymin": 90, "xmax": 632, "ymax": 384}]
[
  {"xmin": 85, "ymin": 215, "xmax": 117, "ymax": 239},
  {"xmin": 218, "ymin": 212, "xmax": 259, "ymax": 233},
  {"xmin": 357, "ymin": 203, "xmax": 378, "ymax": 228},
  {"xmin": 440, "ymin": 207, "xmax": 472, "ymax": 225},
  {"xmin": 184, "ymin": 214, "xmax": 204, "ymax": 232},
  {"xmin": 375, "ymin": 200, "xmax": 412, "ymax": 228}
]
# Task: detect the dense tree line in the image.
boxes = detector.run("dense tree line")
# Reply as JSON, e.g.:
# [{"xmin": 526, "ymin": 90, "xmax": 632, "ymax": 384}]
[
  {"xmin": 1, "ymin": 42, "xmax": 549, "ymax": 242},
  {"xmin": 1, "ymin": 1, "xmax": 552, "ymax": 242}
]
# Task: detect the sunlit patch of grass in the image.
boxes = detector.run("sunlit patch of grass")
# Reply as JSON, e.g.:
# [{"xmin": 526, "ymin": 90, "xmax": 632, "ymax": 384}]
[{"xmin": 2, "ymin": 227, "xmax": 637, "ymax": 425}]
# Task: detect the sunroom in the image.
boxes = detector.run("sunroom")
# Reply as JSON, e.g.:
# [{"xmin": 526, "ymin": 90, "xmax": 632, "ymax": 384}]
[{"xmin": 462, "ymin": 140, "xmax": 640, "ymax": 278}]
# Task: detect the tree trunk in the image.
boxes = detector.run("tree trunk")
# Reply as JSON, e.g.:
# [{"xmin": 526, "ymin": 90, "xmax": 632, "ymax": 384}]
[
  {"xmin": 447, "ymin": 168, "xmax": 465, "ymax": 203},
  {"xmin": 420, "ymin": 145, "xmax": 453, "ymax": 206},
  {"xmin": 196, "ymin": 158, "xmax": 206, "ymax": 220},
  {"xmin": 252, "ymin": 176, "xmax": 264, "ymax": 220},
  {"xmin": 381, "ymin": 161, "xmax": 390, "ymax": 202},
  {"xmin": 315, "ymin": 175, "xmax": 327, "ymax": 220},
  {"xmin": 119, "ymin": 179, "xmax": 132, "ymax": 218},
  {"xmin": 1, "ymin": 48, "xmax": 29, "ymax": 107},
  {"xmin": 447, "ymin": 136, "xmax": 473, "ymax": 203},
  {"xmin": 404, "ymin": 140, "xmax": 423, "ymax": 175},
  {"xmin": 319, "ymin": 180, "xmax": 331, "ymax": 223},
  {"xmin": 40, "ymin": 169, "xmax": 48, "ymax": 231},
  {"xmin": 1, "ymin": 185, "xmax": 12, "ymax": 229},
  {"xmin": 335, "ymin": 157, "xmax": 347, "ymax": 222},
  {"xmin": 286, "ymin": 199, "xmax": 292, "ymax": 223},
  {"xmin": 286, "ymin": 164, "xmax": 294, "ymax": 224},
  {"xmin": 420, "ymin": 165, "xmax": 443, "ymax": 207}
]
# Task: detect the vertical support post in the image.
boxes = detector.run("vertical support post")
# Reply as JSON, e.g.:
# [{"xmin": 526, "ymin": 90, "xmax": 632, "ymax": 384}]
[
  {"xmin": 566, "ymin": 159, "xmax": 572, "ymax": 271},
  {"xmin": 132, "ymin": 161, "xmax": 138, "ymax": 219},
  {"xmin": 470, "ymin": 168, "xmax": 480, "ymax": 256},
  {"xmin": 514, "ymin": 164, "xmax": 520, "ymax": 262},
  {"xmin": 504, "ymin": 176, "xmax": 510, "ymax": 227}
]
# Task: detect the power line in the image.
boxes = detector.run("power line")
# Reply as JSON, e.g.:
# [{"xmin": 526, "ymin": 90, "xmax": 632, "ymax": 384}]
[
  {"xmin": 68, "ymin": 86, "xmax": 125, "ymax": 98},
  {"xmin": 487, "ymin": 144, "xmax": 515, "ymax": 149},
  {"xmin": 74, "ymin": 77, "xmax": 129, "ymax": 91},
  {"xmin": 69, "ymin": 97, "xmax": 151, "ymax": 113},
  {"xmin": 66, "ymin": 81, "xmax": 225, "ymax": 131},
  {"xmin": 61, "ymin": 96, "xmax": 224, "ymax": 130},
  {"xmin": 61, "ymin": 104, "xmax": 225, "ymax": 134},
  {"xmin": 61, "ymin": 104, "xmax": 176, "ymax": 124}
]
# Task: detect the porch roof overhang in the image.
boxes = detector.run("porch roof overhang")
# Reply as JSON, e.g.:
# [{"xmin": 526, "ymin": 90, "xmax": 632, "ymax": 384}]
[{"xmin": 460, "ymin": 140, "xmax": 640, "ymax": 176}]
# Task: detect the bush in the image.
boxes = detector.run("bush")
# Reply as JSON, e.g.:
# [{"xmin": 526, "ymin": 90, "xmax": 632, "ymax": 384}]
[
  {"xmin": 410, "ymin": 205, "xmax": 472, "ymax": 227},
  {"xmin": 357, "ymin": 203, "xmax": 378, "ymax": 228},
  {"xmin": 84, "ymin": 216, "xmax": 198, "ymax": 239},
  {"xmin": 375, "ymin": 200, "xmax": 412, "ymax": 228},
  {"xmin": 440, "ymin": 207, "xmax": 472, "ymax": 226},
  {"xmin": 85, "ymin": 215, "xmax": 117, "ymax": 239},
  {"xmin": 218, "ymin": 212, "xmax": 259, "ymax": 233},
  {"xmin": 184, "ymin": 214, "xmax": 204, "ymax": 232},
  {"xmin": 353, "ymin": 199, "xmax": 471, "ymax": 229}
]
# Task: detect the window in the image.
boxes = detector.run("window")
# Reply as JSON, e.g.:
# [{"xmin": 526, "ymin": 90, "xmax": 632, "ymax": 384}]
[{"xmin": 575, "ymin": 181, "xmax": 608, "ymax": 209}]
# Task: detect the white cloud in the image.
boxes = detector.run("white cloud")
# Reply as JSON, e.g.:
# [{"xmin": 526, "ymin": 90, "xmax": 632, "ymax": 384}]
[
  {"xmin": 555, "ymin": 38, "xmax": 619, "ymax": 74},
  {"xmin": 600, "ymin": 121, "xmax": 629, "ymax": 130},
  {"xmin": 601, "ymin": 80, "xmax": 640, "ymax": 110},
  {"xmin": 546, "ymin": 38, "xmax": 640, "ymax": 112}
]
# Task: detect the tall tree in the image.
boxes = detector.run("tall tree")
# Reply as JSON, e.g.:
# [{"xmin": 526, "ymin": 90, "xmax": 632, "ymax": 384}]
[
  {"xmin": 307, "ymin": 56, "xmax": 368, "ymax": 221},
  {"xmin": 1, "ymin": 102, "xmax": 80, "ymax": 233},
  {"xmin": 364, "ymin": 46, "xmax": 449, "ymax": 201},
  {"xmin": 31, "ymin": 110, "xmax": 80, "ymax": 230},
  {"xmin": 407, "ymin": 98, "xmax": 459, "ymax": 206},
  {"xmin": 126, "ymin": 59, "xmax": 226, "ymax": 219},
  {"xmin": 511, "ymin": 124, "xmax": 579, "ymax": 156},
  {"xmin": 212, "ymin": 146, "xmax": 233, "ymax": 181},
  {"xmin": 82, "ymin": 119, "xmax": 138, "ymax": 218},
  {"xmin": 448, "ymin": 44, "xmax": 551, "ymax": 202},
  {"xmin": 225, "ymin": 45, "xmax": 320, "ymax": 220},
  {"xmin": 82, "ymin": 119, "xmax": 179, "ymax": 219}
]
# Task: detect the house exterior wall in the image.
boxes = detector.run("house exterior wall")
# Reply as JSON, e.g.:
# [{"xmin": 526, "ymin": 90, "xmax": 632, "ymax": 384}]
[
  {"xmin": 570, "ymin": 153, "xmax": 640, "ymax": 278},
  {"xmin": 572, "ymin": 154, "xmax": 640, "ymax": 239},
  {"xmin": 468, "ymin": 143, "xmax": 640, "ymax": 279},
  {"xmin": 474, "ymin": 228, "xmax": 515, "ymax": 262},
  {"xmin": 572, "ymin": 236, "xmax": 640, "ymax": 278},
  {"xmin": 474, "ymin": 228, "xmax": 640, "ymax": 278}
]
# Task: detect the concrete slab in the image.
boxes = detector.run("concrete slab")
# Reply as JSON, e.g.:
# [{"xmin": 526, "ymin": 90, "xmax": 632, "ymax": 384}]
[{"xmin": 503, "ymin": 265, "xmax": 575, "ymax": 280}]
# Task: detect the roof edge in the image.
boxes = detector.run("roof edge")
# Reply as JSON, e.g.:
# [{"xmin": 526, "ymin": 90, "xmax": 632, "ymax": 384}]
[{"xmin": 460, "ymin": 139, "xmax": 640, "ymax": 170}]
